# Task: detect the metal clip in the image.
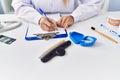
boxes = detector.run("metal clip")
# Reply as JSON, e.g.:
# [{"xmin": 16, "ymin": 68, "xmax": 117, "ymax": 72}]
[{"xmin": 34, "ymin": 32, "xmax": 59, "ymax": 40}]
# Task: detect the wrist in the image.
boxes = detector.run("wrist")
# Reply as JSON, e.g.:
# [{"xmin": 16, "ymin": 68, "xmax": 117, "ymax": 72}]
[
  {"xmin": 38, "ymin": 17, "xmax": 44, "ymax": 25},
  {"xmin": 69, "ymin": 15, "xmax": 74, "ymax": 23}
]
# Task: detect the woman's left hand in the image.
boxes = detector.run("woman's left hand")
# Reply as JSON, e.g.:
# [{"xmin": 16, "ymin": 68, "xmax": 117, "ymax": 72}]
[{"xmin": 56, "ymin": 15, "xmax": 74, "ymax": 29}]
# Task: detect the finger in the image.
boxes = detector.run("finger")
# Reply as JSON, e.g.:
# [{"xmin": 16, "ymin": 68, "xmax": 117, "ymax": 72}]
[
  {"xmin": 49, "ymin": 19, "xmax": 58, "ymax": 29},
  {"xmin": 44, "ymin": 20, "xmax": 56, "ymax": 30},
  {"xmin": 63, "ymin": 21, "xmax": 70, "ymax": 29},
  {"xmin": 42, "ymin": 23, "xmax": 55, "ymax": 31},
  {"xmin": 60, "ymin": 17, "xmax": 65, "ymax": 27},
  {"xmin": 49, "ymin": 24, "xmax": 57, "ymax": 31},
  {"xmin": 40, "ymin": 17, "xmax": 56, "ymax": 31},
  {"xmin": 46, "ymin": 18, "xmax": 57, "ymax": 30},
  {"xmin": 61, "ymin": 17, "xmax": 67, "ymax": 28},
  {"xmin": 40, "ymin": 17, "xmax": 51, "ymax": 26},
  {"xmin": 40, "ymin": 24, "xmax": 50, "ymax": 31},
  {"xmin": 63, "ymin": 18, "xmax": 73, "ymax": 29},
  {"xmin": 44, "ymin": 19, "xmax": 52, "ymax": 27},
  {"xmin": 64, "ymin": 23, "xmax": 69, "ymax": 29},
  {"xmin": 56, "ymin": 18, "xmax": 62, "ymax": 27},
  {"xmin": 61, "ymin": 17, "xmax": 68, "ymax": 28}
]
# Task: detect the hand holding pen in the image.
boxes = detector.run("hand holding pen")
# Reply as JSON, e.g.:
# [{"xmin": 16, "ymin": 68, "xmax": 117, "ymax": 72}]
[{"xmin": 39, "ymin": 8, "xmax": 57, "ymax": 31}]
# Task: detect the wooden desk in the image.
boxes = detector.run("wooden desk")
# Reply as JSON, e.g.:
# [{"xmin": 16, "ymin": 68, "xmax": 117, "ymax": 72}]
[{"xmin": 0, "ymin": 11, "xmax": 120, "ymax": 80}]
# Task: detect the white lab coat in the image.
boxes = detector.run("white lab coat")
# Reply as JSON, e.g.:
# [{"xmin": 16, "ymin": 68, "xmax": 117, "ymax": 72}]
[{"xmin": 12, "ymin": 0, "xmax": 104, "ymax": 24}]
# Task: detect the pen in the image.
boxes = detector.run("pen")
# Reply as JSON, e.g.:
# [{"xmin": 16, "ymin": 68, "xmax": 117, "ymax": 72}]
[
  {"xmin": 39, "ymin": 8, "xmax": 47, "ymax": 16},
  {"xmin": 91, "ymin": 27, "xmax": 118, "ymax": 44},
  {"xmin": 39, "ymin": 8, "xmax": 57, "ymax": 30},
  {"xmin": 39, "ymin": 8, "xmax": 54, "ymax": 24}
]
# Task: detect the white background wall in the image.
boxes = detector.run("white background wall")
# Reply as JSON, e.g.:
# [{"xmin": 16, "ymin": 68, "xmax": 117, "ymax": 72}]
[{"xmin": 0, "ymin": 0, "xmax": 120, "ymax": 14}]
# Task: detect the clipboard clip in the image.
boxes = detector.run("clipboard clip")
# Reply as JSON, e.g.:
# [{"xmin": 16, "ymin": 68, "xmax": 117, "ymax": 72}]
[{"xmin": 33, "ymin": 32, "xmax": 59, "ymax": 40}]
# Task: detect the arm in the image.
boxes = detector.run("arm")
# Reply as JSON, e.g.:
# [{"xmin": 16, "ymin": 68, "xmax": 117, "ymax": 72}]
[
  {"xmin": 56, "ymin": 0, "xmax": 104, "ymax": 29},
  {"xmin": 12, "ymin": 0, "xmax": 57, "ymax": 31},
  {"xmin": 12, "ymin": 0, "xmax": 42, "ymax": 24},
  {"xmin": 71, "ymin": 0, "xmax": 104, "ymax": 23}
]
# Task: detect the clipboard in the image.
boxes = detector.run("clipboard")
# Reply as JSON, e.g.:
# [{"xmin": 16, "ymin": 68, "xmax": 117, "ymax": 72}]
[
  {"xmin": 24, "ymin": 13, "xmax": 68, "ymax": 41},
  {"xmin": 25, "ymin": 24, "xmax": 68, "ymax": 41}
]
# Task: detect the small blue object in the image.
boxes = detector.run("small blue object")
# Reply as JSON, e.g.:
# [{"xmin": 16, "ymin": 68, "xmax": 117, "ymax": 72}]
[
  {"xmin": 69, "ymin": 31, "xmax": 97, "ymax": 47},
  {"xmin": 39, "ymin": 8, "xmax": 46, "ymax": 16},
  {"xmin": 100, "ymin": 24, "xmax": 120, "ymax": 38}
]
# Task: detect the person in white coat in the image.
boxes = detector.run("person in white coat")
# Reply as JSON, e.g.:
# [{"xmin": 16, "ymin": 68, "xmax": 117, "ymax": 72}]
[{"xmin": 12, "ymin": 0, "xmax": 104, "ymax": 31}]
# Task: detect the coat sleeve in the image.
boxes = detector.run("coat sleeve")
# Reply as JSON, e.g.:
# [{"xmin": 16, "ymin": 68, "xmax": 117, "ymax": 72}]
[
  {"xmin": 70, "ymin": 0, "xmax": 104, "ymax": 23},
  {"xmin": 12, "ymin": 0, "xmax": 42, "ymax": 24}
]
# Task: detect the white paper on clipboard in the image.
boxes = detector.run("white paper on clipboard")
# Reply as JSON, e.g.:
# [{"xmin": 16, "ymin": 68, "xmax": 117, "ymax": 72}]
[{"xmin": 26, "ymin": 13, "xmax": 67, "ymax": 38}]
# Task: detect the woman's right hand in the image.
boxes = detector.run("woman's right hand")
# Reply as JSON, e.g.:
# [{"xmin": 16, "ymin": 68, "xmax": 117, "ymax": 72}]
[{"xmin": 39, "ymin": 17, "xmax": 57, "ymax": 31}]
